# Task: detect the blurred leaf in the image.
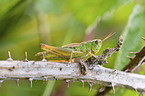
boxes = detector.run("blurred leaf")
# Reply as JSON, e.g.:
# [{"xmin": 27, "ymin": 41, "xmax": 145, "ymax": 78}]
[
  {"xmin": 48, "ymin": 14, "xmax": 85, "ymax": 46},
  {"xmin": 34, "ymin": 0, "xmax": 66, "ymax": 14},
  {"xmin": 115, "ymin": 4, "xmax": 145, "ymax": 70},
  {"xmin": 43, "ymin": 81, "xmax": 56, "ymax": 96},
  {"xmin": 0, "ymin": 80, "xmax": 46, "ymax": 96},
  {"xmin": 96, "ymin": 2, "xmax": 135, "ymax": 69},
  {"xmin": 0, "ymin": 0, "xmax": 27, "ymax": 36},
  {"xmin": 65, "ymin": 82, "xmax": 97, "ymax": 96},
  {"xmin": 108, "ymin": 88, "xmax": 138, "ymax": 96},
  {"xmin": 66, "ymin": 0, "xmax": 133, "ymax": 26},
  {"xmin": 0, "ymin": 0, "xmax": 20, "ymax": 18}
]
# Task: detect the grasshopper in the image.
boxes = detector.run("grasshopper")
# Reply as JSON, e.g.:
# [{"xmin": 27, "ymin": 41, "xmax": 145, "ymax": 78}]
[
  {"xmin": 36, "ymin": 33, "xmax": 114, "ymax": 62},
  {"xmin": 36, "ymin": 39, "xmax": 101, "ymax": 62},
  {"xmin": 35, "ymin": 33, "xmax": 115, "ymax": 74}
]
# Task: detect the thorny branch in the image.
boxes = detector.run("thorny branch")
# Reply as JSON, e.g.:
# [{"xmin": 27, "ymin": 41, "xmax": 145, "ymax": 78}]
[{"xmin": 0, "ymin": 60, "xmax": 145, "ymax": 93}]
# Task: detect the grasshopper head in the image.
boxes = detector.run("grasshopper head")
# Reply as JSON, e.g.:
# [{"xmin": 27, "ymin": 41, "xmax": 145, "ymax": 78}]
[
  {"xmin": 94, "ymin": 39, "xmax": 102, "ymax": 45},
  {"xmin": 91, "ymin": 39, "xmax": 102, "ymax": 54},
  {"xmin": 40, "ymin": 43, "xmax": 49, "ymax": 50},
  {"xmin": 40, "ymin": 43, "xmax": 45, "ymax": 48}
]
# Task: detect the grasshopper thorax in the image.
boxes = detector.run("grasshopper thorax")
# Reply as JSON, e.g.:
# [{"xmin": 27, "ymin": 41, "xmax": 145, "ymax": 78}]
[{"xmin": 75, "ymin": 39, "xmax": 102, "ymax": 55}]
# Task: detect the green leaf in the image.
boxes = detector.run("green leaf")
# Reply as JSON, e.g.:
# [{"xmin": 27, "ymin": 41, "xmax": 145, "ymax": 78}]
[
  {"xmin": 114, "ymin": 4, "xmax": 145, "ymax": 70},
  {"xmin": 66, "ymin": 0, "xmax": 133, "ymax": 26}
]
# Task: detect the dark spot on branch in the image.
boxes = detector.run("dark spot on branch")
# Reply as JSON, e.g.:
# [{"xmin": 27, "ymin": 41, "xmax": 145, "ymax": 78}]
[
  {"xmin": 12, "ymin": 66, "xmax": 15, "ymax": 69},
  {"xmin": 60, "ymin": 67, "xmax": 62, "ymax": 71},
  {"xmin": 8, "ymin": 66, "xmax": 15, "ymax": 71}
]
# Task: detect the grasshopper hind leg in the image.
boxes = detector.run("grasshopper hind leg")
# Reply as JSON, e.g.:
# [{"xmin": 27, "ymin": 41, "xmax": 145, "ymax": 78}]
[{"xmin": 69, "ymin": 51, "xmax": 84, "ymax": 63}]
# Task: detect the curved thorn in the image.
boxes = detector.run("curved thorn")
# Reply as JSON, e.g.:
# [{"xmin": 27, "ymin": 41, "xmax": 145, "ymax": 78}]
[
  {"xmin": 88, "ymin": 82, "xmax": 95, "ymax": 94},
  {"xmin": 7, "ymin": 51, "xmax": 13, "ymax": 61},
  {"xmin": 24, "ymin": 52, "xmax": 28, "ymax": 62},
  {"xmin": 126, "ymin": 56, "xmax": 134, "ymax": 60},
  {"xmin": 16, "ymin": 79, "xmax": 19, "ymax": 86},
  {"xmin": 112, "ymin": 82, "xmax": 115, "ymax": 94},
  {"xmin": 66, "ymin": 80, "xmax": 70, "ymax": 88},
  {"xmin": 29, "ymin": 78, "xmax": 33, "ymax": 88},
  {"xmin": 128, "ymin": 52, "xmax": 138, "ymax": 54},
  {"xmin": 81, "ymin": 80, "xmax": 85, "ymax": 88},
  {"xmin": 41, "ymin": 54, "xmax": 47, "ymax": 62}
]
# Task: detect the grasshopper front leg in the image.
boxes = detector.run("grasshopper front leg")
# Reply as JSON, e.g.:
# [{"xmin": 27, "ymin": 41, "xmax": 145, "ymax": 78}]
[{"xmin": 88, "ymin": 52, "xmax": 97, "ymax": 58}]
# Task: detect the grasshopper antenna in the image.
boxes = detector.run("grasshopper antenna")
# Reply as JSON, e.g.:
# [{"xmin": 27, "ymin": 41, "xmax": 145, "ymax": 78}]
[{"xmin": 102, "ymin": 32, "xmax": 116, "ymax": 42}]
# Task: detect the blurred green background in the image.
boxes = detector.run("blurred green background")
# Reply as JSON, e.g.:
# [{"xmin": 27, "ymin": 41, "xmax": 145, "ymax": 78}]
[{"xmin": 0, "ymin": 0, "xmax": 145, "ymax": 96}]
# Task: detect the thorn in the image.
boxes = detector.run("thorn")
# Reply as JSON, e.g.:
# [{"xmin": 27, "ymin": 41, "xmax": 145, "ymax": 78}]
[
  {"xmin": 41, "ymin": 54, "xmax": 47, "ymax": 62},
  {"xmin": 44, "ymin": 77, "xmax": 48, "ymax": 81},
  {"xmin": 81, "ymin": 80, "xmax": 85, "ymax": 88},
  {"xmin": 128, "ymin": 52, "xmax": 138, "ymax": 54},
  {"xmin": 24, "ymin": 52, "xmax": 28, "ymax": 62},
  {"xmin": 126, "ymin": 56, "xmax": 134, "ymax": 60},
  {"xmin": 29, "ymin": 78, "xmax": 33, "ymax": 88},
  {"xmin": 88, "ymin": 82, "xmax": 95, "ymax": 93},
  {"xmin": 7, "ymin": 51, "xmax": 13, "ymax": 61},
  {"xmin": 0, "ymin": 80, "xmax": 4, "ymax": 87},
  {"xmin": 66, "ymin": 80, "xmax": 70, "ymax": 88},
  {"xmin": 16, "ymin": 79, "xmax": 19, "ymax": 86},
  {"xmin": 124, "ymin": 69, "xmax": 131, "ymax": 72},
  {"xmin": 112, "ymin": 83, "xmax": 115, "ymax": 94}
]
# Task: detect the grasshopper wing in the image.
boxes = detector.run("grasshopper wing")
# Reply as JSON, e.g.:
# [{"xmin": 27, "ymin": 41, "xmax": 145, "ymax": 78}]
[
  {"xmin": 35, "ymin": 51, "xmax": 69, "ymax": 61},
  {"xmin": 36, "ymin": 43, "xmax": 84, "ymax": 61},
  {"xmin": 40, "ymin": 43, "xmax": 73, "ymax": 57},
  {"xmin": 62, "ymin": 43, "xmax": 82, "ymax": 49}
]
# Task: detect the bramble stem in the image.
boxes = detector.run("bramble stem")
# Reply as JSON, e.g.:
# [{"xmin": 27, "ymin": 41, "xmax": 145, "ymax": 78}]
[{"xmin": 0, "ymin": 60, "xmax": 145, "ymax": 92}]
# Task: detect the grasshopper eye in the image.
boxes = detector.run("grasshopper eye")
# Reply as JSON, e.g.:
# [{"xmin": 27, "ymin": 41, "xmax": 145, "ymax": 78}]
[{"xmin": 95, "ymin": 40, "xmax": 99, "ymax": 45}]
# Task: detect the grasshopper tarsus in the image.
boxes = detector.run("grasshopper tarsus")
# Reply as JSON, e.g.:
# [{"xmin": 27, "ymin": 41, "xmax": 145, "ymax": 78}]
[{"xmin": 78, "ymin": 61, "xmax": 88, "ymax": 75}]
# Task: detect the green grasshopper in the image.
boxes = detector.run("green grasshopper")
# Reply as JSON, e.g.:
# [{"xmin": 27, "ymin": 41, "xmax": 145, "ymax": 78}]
[{"xmin": 35, "ymin": 33, "xmax": 114, "ymax": 63}]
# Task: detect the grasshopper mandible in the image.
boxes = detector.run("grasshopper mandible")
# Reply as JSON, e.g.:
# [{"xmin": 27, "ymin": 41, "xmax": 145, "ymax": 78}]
[{"xmin": 35, "ymin": 33, "xmax": 115, "ymax": 62}]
